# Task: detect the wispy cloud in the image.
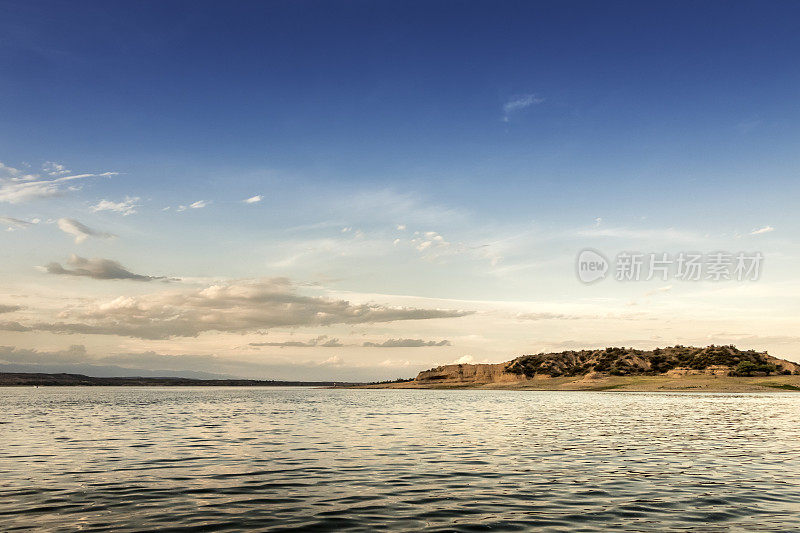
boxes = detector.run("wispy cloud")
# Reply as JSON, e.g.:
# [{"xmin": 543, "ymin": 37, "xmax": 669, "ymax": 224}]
[
  {"xmin": 0, "ymin": 216, "xmax": 40, "ymax": 231},
  {"xmin": 412, "ymin": 230, "xmax": 450, "ymax": 253},
  {"xmin": 515, "ymin": 312, "xmax": 586, "ymax": 321},
  {"xmin": 363, "ymin": 338, "xmax": 450, "ymax": 348},
  {"xmin": 319, "ymin": 355, "xmax": 345, "ymax": 367},
  {"xmin": 43, "ymin": 255, "xmax": 166, "ymax": 282},
  {"xmin": 57, "ymin": 218, "xmax": 115, "ymax": 244},
  {"xmin": 341, "ymin": 189, "xmax": 465, "ymax": 226},
  {"xmin": 750, "ymin": 225, "xmax": 774, "ymax": 235},
  {"xmin": 91, "ymin": 197, "xmax": 140, "ymax": 216},
  {"xmin": 243, "ymin": 195, "xmax": 263, "ymax": 204},
  {"xmin": 502, "ymin": 93, "xmax": 544, "ymax": 121},
  {"xmin": 249, "ymin": 336, "xmax": 452, "ymax": 348},
  {"xmin": 0, "ymin": 161, "xmax": 117, "ymax": 203},
  {"xmin": 177, "ymin": 200, "xmax": 208, "ymax": 212},
  {"xmin": 42, "ymin": 161, "xmax": 70, "ymax": 176},
  {"xmin": 250, "ymin": 335, "xmax": 342, "ymax": 348},
  {"xmin": 576, "ymin": 226, "xmax": 701, "ymax": 243}
]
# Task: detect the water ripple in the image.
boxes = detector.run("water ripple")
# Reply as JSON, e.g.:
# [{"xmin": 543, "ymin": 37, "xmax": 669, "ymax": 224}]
[{"xmin": 2, "ymin": 388, "xmax": 800, "ymax": 531}]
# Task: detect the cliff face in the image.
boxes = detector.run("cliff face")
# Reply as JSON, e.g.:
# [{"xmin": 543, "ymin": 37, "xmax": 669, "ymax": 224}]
[
  {"xmin": 414, "ymin": 345, "xmax": 800, "ymax": 385},
  {"xmin": 416, "ymin": 363, "xmax": 526, "ymax": 384}
]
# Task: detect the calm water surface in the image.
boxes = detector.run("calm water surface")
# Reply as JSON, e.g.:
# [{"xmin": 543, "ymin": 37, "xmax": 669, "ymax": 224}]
[{"xmin": 1, "ymin": 387, "xmax": 799, "ymax": 531}]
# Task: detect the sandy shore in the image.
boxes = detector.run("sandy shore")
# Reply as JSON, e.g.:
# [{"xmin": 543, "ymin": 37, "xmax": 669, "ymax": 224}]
[{"xmin": 358, "ymin": 374, "xmax": 800, "ymax": 392}]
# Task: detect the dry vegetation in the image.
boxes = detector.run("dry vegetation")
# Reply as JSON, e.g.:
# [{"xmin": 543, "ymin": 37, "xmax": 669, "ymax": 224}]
[{"xmin": 504, "ymin": 345, "xmax": 797, "ymax": 378}]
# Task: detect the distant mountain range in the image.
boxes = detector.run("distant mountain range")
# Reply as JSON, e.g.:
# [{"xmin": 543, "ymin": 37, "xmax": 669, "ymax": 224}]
[{"xmin": 0, "ymin": 362, "xmax": 234, "ymax": 380}]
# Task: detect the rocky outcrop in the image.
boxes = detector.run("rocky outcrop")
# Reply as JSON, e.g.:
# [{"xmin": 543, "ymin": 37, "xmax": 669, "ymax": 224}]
[
  {"xmin": 414, "ymin": 345, "xmax": 800, "ymax": 384},
  {"xmin": 416, "ymin": 363, "xmax": 526, "ymax": 384}
]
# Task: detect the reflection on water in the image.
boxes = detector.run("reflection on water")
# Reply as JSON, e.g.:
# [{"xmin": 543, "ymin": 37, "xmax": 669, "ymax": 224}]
[{"xmin": 1, "ymin": 387, "xmax": 799, "ymax": 531}]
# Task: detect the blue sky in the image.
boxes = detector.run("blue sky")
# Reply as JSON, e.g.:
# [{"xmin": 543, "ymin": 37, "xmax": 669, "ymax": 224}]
[{"xmin": 1, "ymin": 1, "xmax": 799, "ymax": 379}]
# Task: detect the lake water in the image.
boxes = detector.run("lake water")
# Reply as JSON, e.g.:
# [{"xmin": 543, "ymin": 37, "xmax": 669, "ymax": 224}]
[{"xmin": 1, "ymin": 387, "xmax": 799, "ymax": 531}]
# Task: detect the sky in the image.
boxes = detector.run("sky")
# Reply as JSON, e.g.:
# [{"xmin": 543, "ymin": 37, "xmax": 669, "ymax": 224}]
[{"xmin": 1, "ymin": 1, "xmax": 799, "ymax": 380}]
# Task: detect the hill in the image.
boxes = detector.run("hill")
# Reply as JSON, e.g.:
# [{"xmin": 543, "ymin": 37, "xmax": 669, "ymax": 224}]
[
  {"xmin": 504, "ymin": 345, "xmax": 799, "ymax": 378},
  {"xmin": 378, "ymin": 345, "xmax": 800, "ymax": 392}
]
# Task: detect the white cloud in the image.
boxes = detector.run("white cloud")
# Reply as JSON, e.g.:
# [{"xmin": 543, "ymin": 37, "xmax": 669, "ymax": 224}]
[
  {"xmin": 91, "ymin": 196, "xmax": 140, "ymax": 216},
  {"xmin": 502, "ymin": 93, "xmax": 544, "ymax": 121},
  {"xmin": 177, "ymin": 200, "xmax": 208, "ymax": 212},
  {"xmin": 378, "ymin": 358, "xmax": 413, "ymax": 368},
  {"xmin": 42, "ymin": 161, "xmax": 70, "ymax": 176},
  {"xmin": 57, "ymin": 218, "xmax": 115, "ymax": 244},
  {"xmin": 319, "ymin": 355, "xmax": 345, "ymax": 367},
  {"xmin": 362, "ymin": 338, "xmax": 450, "ymax": 347},
  {"xmin": 0, "ymin": 161, "xmax": 117, "ymax": 203},
  {"xmin": 515, "ymin": 312, "xmax": 585, "ymax": 321},
  {"xmin": 577, "ymin": 226, "xmax": 700, "ymax": 242},
  {"xmin": 0, "ymin": 161, "xmax": 38, "ymax": 181},
  {"xmin": 412, "ymin": 231, "xmax": 451, "ymax": 254},
  {"xmin": 243, "ymin": 195, "xmax": 263, "ymax": 204},
  {"xmin": 750, "ymin": 226, "xmax": 774, "ymax": 235},
  {"xmin": 1, "ymin": 278, "xmax": 472, "ymax": 340}
]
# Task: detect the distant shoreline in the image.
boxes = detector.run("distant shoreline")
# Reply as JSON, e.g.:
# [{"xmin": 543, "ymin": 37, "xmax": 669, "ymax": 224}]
[
  {"xmin": 0, "ymin": 372, "xmax": 365, "ymax": 387},
  {"xmin": 358, "ymin": 374, "xmax": 800, "ymax": 393}
]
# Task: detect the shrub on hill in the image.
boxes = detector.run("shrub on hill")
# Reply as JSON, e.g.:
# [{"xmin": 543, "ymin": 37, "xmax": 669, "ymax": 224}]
[
  {"xmin": 728, "ymin": 360, "xmax": 778, "ymax": 377},
  {"xmin": 505, "ymin": 345, "xmax": 779, "ymax": 378}
]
